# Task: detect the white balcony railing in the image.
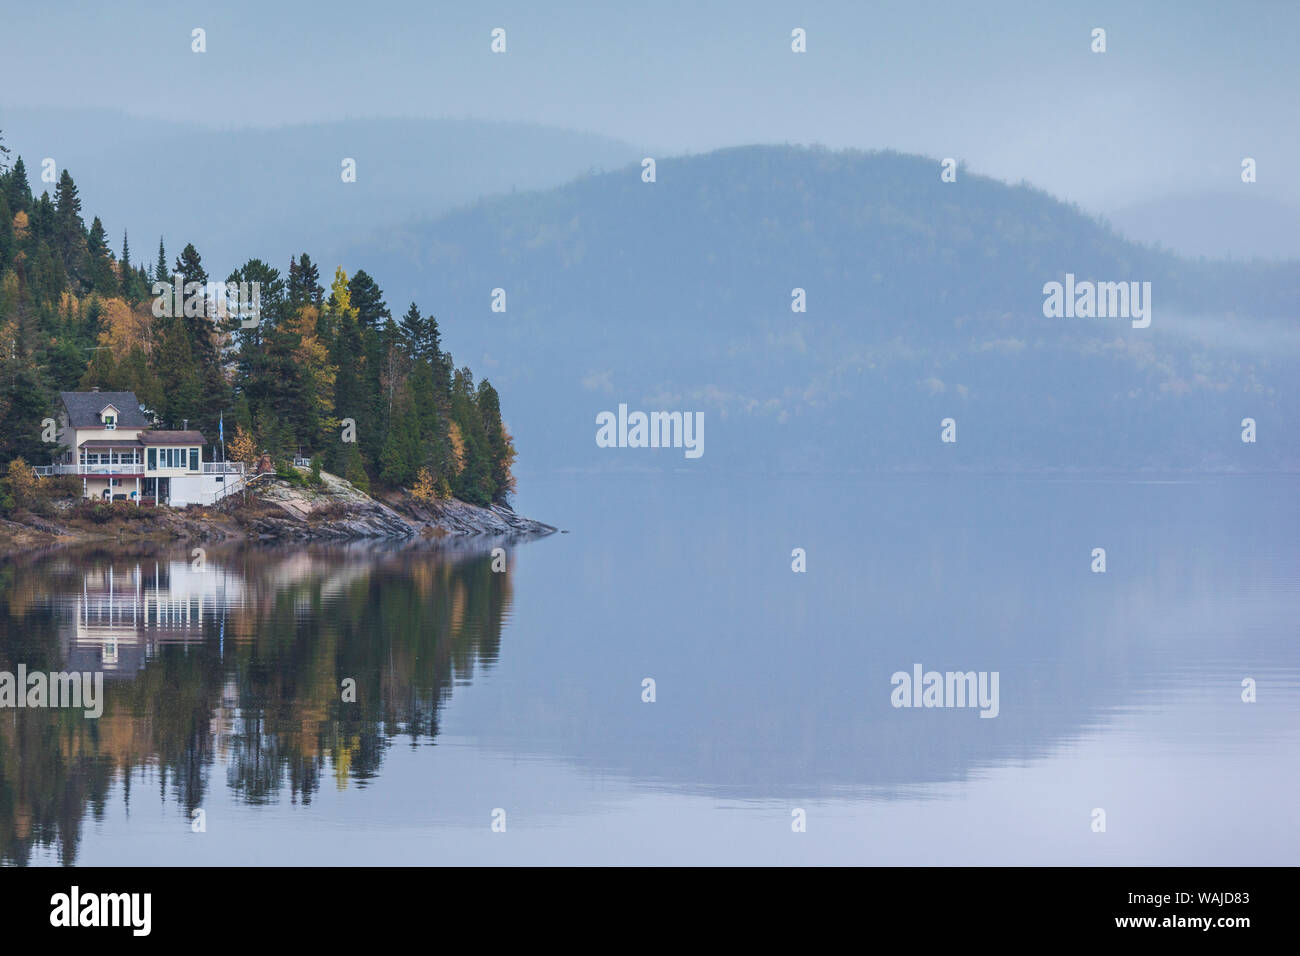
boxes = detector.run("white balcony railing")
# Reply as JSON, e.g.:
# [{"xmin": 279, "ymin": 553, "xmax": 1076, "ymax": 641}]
[
  {"xmin": 33, "ymin": 462, "xmax": 251, "ymax": 477},
  {"xmin": 80, "ymin": 463, "xmax": 146, "ymax": 475},
  {"xmin": 34, "ymin": 463, "xmax": 145, "ymax": 476}
]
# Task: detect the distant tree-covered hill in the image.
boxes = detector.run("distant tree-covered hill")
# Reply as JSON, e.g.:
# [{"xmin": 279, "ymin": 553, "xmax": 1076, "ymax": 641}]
[{"xmin": 352, "ymin": 145, "xmax": 1300, "ymax": 474}]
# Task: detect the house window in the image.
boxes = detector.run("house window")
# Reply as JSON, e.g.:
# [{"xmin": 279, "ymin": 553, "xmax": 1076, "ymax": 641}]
[
  {"xmin": 190, "ymin": 448, "xmax": 199, "ymax": 471},
  {"xmin": 103, "ymin": 415, "xmax": 116, "ymax": 430},
  {"xmin": 147, "ymin": 448, "xmax": 156, "ymax": 470}
]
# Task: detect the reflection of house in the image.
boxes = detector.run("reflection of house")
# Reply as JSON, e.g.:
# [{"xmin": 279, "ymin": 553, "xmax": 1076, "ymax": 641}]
[
  {"xmin": 33, "ymin": 390, "xmax": 246, "ymax": 506},
  {"xmin": 64, "ymin": 561, "xmax": 244, "ymax": 676}
]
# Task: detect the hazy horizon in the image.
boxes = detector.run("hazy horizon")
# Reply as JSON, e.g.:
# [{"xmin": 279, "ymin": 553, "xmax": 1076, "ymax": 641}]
[{"xmin": 3, "ymin": 0, "xmax": 1298, "ymax": 216}]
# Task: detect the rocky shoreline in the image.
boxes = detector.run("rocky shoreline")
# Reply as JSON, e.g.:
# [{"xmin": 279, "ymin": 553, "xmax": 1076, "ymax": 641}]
[{"xmin": 0, "ymin": 470, "xmax": 557, "ymax": 555}]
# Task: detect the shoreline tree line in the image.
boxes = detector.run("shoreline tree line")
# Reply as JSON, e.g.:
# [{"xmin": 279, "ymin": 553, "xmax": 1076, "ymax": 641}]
[{"xmin": 0, "ymin": 137, "xmax": 515, "ymax": 507}]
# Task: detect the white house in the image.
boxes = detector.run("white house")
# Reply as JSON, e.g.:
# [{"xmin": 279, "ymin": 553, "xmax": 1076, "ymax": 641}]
[{"xmin": 35, "ymin": 390, "xmax": 246, "ymax": 506}]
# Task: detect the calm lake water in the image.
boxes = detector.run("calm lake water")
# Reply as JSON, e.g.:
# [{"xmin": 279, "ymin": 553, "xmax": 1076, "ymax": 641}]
[{"xmin": 2, "ymin": 474, "xmax": 1297, "ymax": 865}]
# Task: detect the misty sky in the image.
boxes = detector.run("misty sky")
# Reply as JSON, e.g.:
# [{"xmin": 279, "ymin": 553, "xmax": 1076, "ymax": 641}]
[{"xmin": 2, "ymin": 0, "xmax": 1297, "ymax": 211}]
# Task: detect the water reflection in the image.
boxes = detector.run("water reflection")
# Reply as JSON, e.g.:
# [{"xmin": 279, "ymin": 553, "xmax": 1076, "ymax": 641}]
[
  {"xmin": 69, "ymin": 560, "xmax": 242, "ymax": 674},
  {"xmin": 0, "ymin": 542, "xmax": 515, "ymax": 865},
  {"xmin": 1, "ymin": 476, "xmax": 1297, "ymax": 866}
]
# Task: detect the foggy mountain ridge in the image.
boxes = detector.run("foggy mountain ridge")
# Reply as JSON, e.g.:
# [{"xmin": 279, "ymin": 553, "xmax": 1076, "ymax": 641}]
[{"xmin": 345, "ymin": 144, "xmax": 1299, "ymax": 476}]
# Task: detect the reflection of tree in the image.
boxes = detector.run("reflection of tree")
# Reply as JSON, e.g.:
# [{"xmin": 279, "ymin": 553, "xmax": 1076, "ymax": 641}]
[
  {"xmin": 0, "ymin": 708, "xmax": 115, "ymax": 866},
  {"xmin": 0, "ymin": 543, "xmax": 513, "ymax": 865}
]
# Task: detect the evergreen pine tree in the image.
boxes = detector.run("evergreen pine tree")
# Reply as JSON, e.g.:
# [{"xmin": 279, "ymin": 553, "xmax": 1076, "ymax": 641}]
[
  {"xmin": 81, "ymin": 347, "xmax": 118, "ymax": 390},
  {"xmin": 0, "ymin": 365, "xmax": 52, "ymax": 464},
  {"xmin": 297, "ymin": 254, "xmax": 323, "ymax": 306},
  {"xmin": 379, "ymin": 384, "xmax": 422, "ymax": 486},
  {"xmin": 154, "ymin": 237, "xmax": 168, "ymax": 283},
  {"xmin": 287, "ymin": 255, "xmax": 302, "ymax": 306},
  {"xmin": 86, "ymin": 216, "xmax": 117, "ymax": 295},
  {"xmin": 476, "ymin": 379, "xmax": 516, "ymax": 503},
  {"xmin": 450, "ymin": 368, "xmax": 494, "ymax": 505},
  {"xmin": 173, "ymin": 242, "xmax": 209, "ymax": 287},
  {"xmin": 120, "ymin": 231, "xmax": 137, "ymax": 298},
  {"xmin": 6, "ymin": 156, "xmax": 29, "ymax": 213},
  {"xmin": 339, "ymin": 440, "xmax": 370, "ymax": 493},
  {"xmin": 29, "ymin": 191, "xmax": 54, "ymax": 244},
  {"xmin": 347, "ymin": 269, "xmax": 389, "ymax": 329},
  {"xmin": 167, "ymin": 241, "xmax": 229, "ymax": 434},
  {"xmin": 153, "ymin": 317, "xmax": 203, "ymax": 427},
  {"xmin": 121, "ymin": 344, "xmax": 165, "ymax": 413},
  {"xmin": 398, "ymin": 302, "xmax": 429, "ymax": 358},
  {"xmin": 53, "ymin": 169, "xmax": 86, "ymax": 283}
]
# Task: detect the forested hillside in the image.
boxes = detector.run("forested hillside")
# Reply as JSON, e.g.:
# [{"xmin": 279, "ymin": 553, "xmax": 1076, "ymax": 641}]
[
  {"xmin": 0, "ymin": 132, "xmax": 515, "ymax": 506},
  {"xmin": 358, "ymin": 145, "xmax": 1300, "ymax": 474}
]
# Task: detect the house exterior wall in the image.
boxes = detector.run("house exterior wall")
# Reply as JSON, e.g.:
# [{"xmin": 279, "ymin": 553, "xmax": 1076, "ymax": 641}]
[
  {"xmin": 74, "ymin": 426, "xmax": 146, "ymax": 446},
  {"xmin": 168, "ymin": 475, "xmax": 213, "ymax": 507}
]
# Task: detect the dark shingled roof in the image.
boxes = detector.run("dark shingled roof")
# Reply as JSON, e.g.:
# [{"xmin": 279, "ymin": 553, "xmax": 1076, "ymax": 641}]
[
  {"xmin": 140, "ymin": 430, "xmax": 205, "ymax": 444},
  {"xmin": 79, "ymin": 439, "xmax": 144, "ymax": 448},
  {"xmin": 60, "ymin": 391, "xmax": 152, "ymax": 429}
]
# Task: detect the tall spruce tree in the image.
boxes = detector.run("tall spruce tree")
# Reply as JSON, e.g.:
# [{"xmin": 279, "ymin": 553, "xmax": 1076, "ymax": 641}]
[
  {"xmin": 173, "ymin": 242, "xmax": 208, "ymax": 287},
  {"xmin": 347, "ymin": 269, "xmax": 389, "ymax": 329},
  {"xmin": 154, "ymin": 237, "xmax": 168, "ymax": 283},
  {"xmin": 398, "ymin": 302, "xmax": 427, "ymax": 356},
  {"xmin": 154, "ymin": 317, "xmax": 203, "ymax": 427},
  {"xmin": 476, "ymin": 379, "xmax": 515, "ymax": 503},
  {"xmin": 120, "ymin": 231, "xmax": 133, "ymax": 297},
  {"xmin": 399, "ymin": 302, "xmax": 442, "ymax": 365},
  {"xmin": 450, "ymin": 368, "xmax": 494, "ymax": 505},
  {"xmin": 169, "ymin": 242, "xmax": 228, "ymax": 435},
  {"xmin": 6, "ymin": 156, "xmax": 30, "ymax": 213},
  {"xmin": 86, "ymin": 216, "xmax": 117, "ymax": 295},
  {"xmin": 297, "ymin": 254, "xmax": 322, "ymax": 306},
  {"xmin": 53, "ymin": 170, "xmax": 86, "ymax": 284},
  {"xmin": 379, "ymin": 383, "xmax": 422, "ymax": 486}
]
